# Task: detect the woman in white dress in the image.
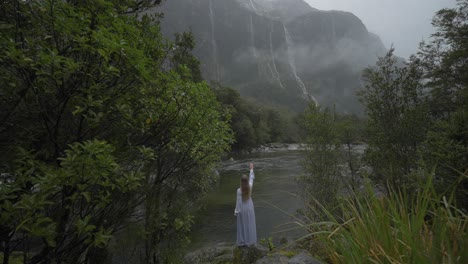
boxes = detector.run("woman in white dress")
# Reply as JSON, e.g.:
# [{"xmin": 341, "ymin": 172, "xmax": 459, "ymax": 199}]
[{"xmin": 234, "ymin": 163, "xmax": 257, "ymax": 246}]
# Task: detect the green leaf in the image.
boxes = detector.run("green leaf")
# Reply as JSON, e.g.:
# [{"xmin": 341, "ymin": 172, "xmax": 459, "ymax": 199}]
[{"xmin": 82, "ymin": 192, "xmax": 91, "ymax": 203}]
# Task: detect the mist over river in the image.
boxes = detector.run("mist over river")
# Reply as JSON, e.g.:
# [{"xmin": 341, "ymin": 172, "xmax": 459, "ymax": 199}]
[{"xmin": 190, "ymin": 148, "xmax": 307, "ymax": 249}]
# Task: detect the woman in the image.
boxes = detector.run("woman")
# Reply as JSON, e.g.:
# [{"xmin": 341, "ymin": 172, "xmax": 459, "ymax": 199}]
[{"xmin": 234, "ymin": 162, "xmax": 257, "ymax": 246}]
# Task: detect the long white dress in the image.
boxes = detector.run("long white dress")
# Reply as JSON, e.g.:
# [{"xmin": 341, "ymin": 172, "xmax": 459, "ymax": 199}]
[{"xmin": 234, "ymin": 169, "xmax": 257, "ymax": 246}]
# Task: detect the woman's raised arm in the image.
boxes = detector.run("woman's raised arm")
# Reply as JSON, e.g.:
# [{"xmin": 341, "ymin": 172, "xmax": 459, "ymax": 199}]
[{"xmin": 249, "ymin": 163, "xmax": 255, "ymax": 188}]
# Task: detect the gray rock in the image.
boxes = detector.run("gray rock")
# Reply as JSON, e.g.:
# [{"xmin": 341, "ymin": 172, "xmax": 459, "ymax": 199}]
[
  {"xmin": 213, "ymin": 253, "xmax": 235, "ymax": 264},
  {"xmin": 185, "ymin": 242, "xmax": 322, "ymax": 264},
  {"xmin": 233, "ymin": 244, "xmax": 269, "ymax": 264},
  {"xmin": 255, "ymin": 254, "xmax": 289, "ymax": 264},
  {"xmin": 184, "ymin": 243, "xmax": 234, "ymax": 264},
  {"xmin": 288, "ymin": 253, "xmax": 323, "ymax": 264}
]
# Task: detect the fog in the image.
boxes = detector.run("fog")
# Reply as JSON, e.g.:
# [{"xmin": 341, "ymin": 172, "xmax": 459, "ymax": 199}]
[{"xmin": 306, "ymin": 0, "xmax": 458, "ymax": 59}]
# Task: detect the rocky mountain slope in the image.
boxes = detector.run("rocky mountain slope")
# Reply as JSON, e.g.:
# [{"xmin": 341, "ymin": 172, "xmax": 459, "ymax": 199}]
[{"xmin": 155, "ymin": 0, "xmax": 387, "ymax": 113}]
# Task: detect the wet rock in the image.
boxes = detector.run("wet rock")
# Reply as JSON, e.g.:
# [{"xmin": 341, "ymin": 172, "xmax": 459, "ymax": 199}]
[
  {"xmin": 213, "ymin": 253, "xmax": 235, "ymax": 264},
  {"xmin": 255, "ymin": 251, "xmax": 323, "ymax": 264},
  {"xmin": 255, "ymin": 253, "xmax": 289, "ymax": 264},
  {"xmin": 184, "ymin": 242, "xmax": 234, "ymax": 264},
  {"xmin": 288, "ymin": 252, "xmax": 323, "ymax": 264},
  {"xmin": 185, "ymin": 242, "xmax": 323, "ymax": 264},
  {"xmin": 266, "ymin": 143, "xmax": 289, "ymax": 149},
  {"xmin": 233, "ymin": 244, "xmax": 269, "ymax": 264}
]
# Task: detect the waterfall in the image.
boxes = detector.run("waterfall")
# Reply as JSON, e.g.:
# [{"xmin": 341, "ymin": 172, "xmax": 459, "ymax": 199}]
[
  {"xmin": 248, "ymin": 0, "xmax": 258, "ymax": 13},
  {"xmin": 249, "ymin": 15, "xmax": 259, "ymax": 61},
  {"xmin": 269, "ymin": 23, "xmax": 284, "ymax": 89},
  {"xmin": 283, "ymin": 24, "xmax": 318, "ymax": 105},
  {"xmin": 266, "ymin": 64, "xmax": 276, "ymax": 79},
  {"xmin": 209, "ymin": 0, "xmax": 219, "ymax": 80}
]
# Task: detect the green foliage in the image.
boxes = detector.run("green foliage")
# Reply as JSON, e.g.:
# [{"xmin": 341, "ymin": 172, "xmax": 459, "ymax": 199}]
[
  {"xmin": 308, "ymin": 177, "xmax": 468, "ymax": 264},
  {"xmin": 415, "ymin": 0, "xmax": 468, "ymax": 209},
  {"xmin": 259, "ymin": 237, "xmax": 275, "ymax": 251},
  {"xmin": 1, "ymin": 140, "xmax": 139, "ymax": 262},
  {"xmin": 354, "ymin": 0, "xmax": 467, "ymax": 210},
  {"xmin": 358, "ymin": 48, "xmax": 429, "ymax": 190},
  {"xmin": 172, "ymin": 32, "xmax": 203, "ymax": 82},
  {"xmin": 417, "ymin": 0, "xmax": 468, "ymax": 116},
  {"xmin": 0, "ymin": 0, "xmax": 232, "ymax": 263},
  {"xmin": 300, "ymin": 105, "xmax": 343, "ymax": 214},
  {"xmin": 211, "ymin": 83, "xmax": 301, "ymax": 150},
  {"xmin": 299, "ymin": 104, "xmax": 365, "ymax": 219},
  {"xmin": 296, "ymin": 3, "xmax": 468, "ymax": 263}
]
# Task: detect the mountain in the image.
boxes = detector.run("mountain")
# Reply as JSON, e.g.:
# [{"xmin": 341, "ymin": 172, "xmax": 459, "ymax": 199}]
[{"xmin": 154, "ymin": 0, "xmax": 387, "ymax": 113}]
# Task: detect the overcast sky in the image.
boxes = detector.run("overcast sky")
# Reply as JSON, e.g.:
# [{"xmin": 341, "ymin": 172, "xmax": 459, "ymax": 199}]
[{"xmin": 305, "ymin": 0, "xmax": 457, "ymax": 58}]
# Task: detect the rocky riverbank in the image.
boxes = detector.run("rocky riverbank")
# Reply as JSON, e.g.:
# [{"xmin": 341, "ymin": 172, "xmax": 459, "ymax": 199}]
[
  {"xmin": 252, "ymin": 143, "xmax": 306, "ymax": 153},
  {"xmin": 184, "ymin": 242, "xmax": 323, "ymax": 264}
]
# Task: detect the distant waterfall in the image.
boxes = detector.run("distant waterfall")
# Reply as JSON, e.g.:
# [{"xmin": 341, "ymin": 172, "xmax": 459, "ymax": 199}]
[
  {"xmin": 269, "ymin": 23, "xmax": 284, "ymax": 89},
  {"xmin": 249, "ymin": 15, "xmax": 259, "ymax": 61},
  {"xmin": 283, "ymin": 24, "xmax": 318, "ymax": 105},
  {"xmin": 209, "ymin": 0, "xmax": 219, "ymax": 80},
  {"xmin": 248, "ymin": 0, "xmax": 257, "ymax": 12}
]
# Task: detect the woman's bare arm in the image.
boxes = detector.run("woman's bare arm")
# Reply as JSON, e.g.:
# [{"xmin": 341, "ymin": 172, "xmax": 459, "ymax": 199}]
[{"xmin": 249, "ymin": 163, "xmax": 255, "ymax": 187}]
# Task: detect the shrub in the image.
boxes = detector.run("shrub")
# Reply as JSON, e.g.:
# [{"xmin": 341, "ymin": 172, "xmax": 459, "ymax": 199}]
[{"xmin": 301, "ymin": 176, "xmax": 468, "ymax": 264}]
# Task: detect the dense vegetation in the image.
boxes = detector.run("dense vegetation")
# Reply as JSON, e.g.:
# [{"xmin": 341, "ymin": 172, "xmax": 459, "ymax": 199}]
[
  {"xmin": 211, "ymin": 83, "xmax": 302, "ymax": 151},
  {"xmin": 299, "ymin": 1, "xmax": 468, "ymax": 263},
  {"xmin": 0, "ymin": 1, "xmax": 232, "ymax": 263},
  {"xmin": 299, "ymin": 105, "xmax": 364, "ymax": 216},
  {"xmin": 1, "ymin": 0, "xmax": 466, "ymax": 263}
]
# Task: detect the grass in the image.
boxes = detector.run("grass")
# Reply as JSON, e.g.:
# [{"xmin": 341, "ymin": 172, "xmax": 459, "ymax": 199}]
[{"xmin": 288, "ymin": 176, "xmax": 468, "ymax": 264}]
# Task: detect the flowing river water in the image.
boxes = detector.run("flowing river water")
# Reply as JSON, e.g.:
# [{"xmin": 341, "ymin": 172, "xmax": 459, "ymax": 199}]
[{"xmin": 190, "ymin": 148, "xmax": 307, "ymax": 249}]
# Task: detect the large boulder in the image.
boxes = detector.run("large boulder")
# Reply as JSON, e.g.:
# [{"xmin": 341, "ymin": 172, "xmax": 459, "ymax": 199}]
[{"xmin": 233, "ymin": 244, "xmax": 269, "ymax": 264}]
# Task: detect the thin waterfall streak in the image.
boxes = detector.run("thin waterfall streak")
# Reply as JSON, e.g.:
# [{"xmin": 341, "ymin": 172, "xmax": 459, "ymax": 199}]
[
  {"xmin": 209, "ymin": 0, "xmax": 219, "ymax": 80},
  {"xmin": 248, "ymin": 0, "xmax": 257, "ymax": 13},
  {"xmin": 249, "ymin": 15, "xmax": 259, "ymax": 60},
  {"xmin": 249, "ymin": 14, "xmax": 262, "ymax": 75},
  {"xmin": 284, "ymin": 24, "xmax": 311, "ymax": 100},
  {"xmin": 269, "ymin": 23, "xmax": 285, "ymax": 89},
  {"xmin": 267, "ymin": 64, "xmax": 275, "ymax": 78}
]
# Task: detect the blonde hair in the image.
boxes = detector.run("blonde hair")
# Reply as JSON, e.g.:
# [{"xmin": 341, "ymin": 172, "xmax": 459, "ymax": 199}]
[{"xmin": 240, "ymin": 174, "xmax": 250, "ymax": 201}]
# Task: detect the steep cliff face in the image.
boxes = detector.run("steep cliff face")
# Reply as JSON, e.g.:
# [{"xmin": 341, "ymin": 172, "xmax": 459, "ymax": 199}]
[
  {"xmin": 236, "ymin": 0, "xmax": 317, "ymax": 22},
  {"xmin": 156, "ymin": 0, "xmax": 386, "ymax": 113}
]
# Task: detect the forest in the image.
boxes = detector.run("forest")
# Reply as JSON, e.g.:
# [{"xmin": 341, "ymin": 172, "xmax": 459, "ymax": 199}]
[
  {"xmin": 297, "ymin": 1, "xmax": 468, "ymax": 262},
  {"xmin": 0, "ymin": 0, "xmax": 467, "ymax": 263}
]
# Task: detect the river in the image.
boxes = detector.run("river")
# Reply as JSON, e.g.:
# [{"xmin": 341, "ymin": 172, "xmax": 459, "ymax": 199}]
[{"xmin": 190, "ymin": 148, "xmax": 306, "ymax": 248}]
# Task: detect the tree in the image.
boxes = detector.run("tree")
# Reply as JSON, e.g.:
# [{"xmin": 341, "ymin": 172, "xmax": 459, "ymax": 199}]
[
  {"xmin": 211, "ymin": 83, "xmax": 301, "ymax": 150},
  {"xmin": 0, "ymin": 1, "xmax": 231, "ymax": 263},
  {"xmin": 299, "ymin": 103, "xmax": 366, "ymax": 221},
  {"xmin": 416, "ymin": 0, "xmax": 468, "ymax": 208},
  {"xmin": 299, "ymin": 104, "xmax": 343, "ymax": 218},
  {"xmin": 358, "ymin": 49, "xmax": 429, "ymax": 190},
  {"xmin": 337, "ymin": 114, "xmax": 365, "ymax": 192},
  {"xmin": 417, "ymin": 0, "xmax": 468, "ymax": 117}
]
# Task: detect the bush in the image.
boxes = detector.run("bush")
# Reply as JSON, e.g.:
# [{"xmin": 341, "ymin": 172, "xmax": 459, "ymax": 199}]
[{"xmin": 302, "ymin": 176, "xmax": 468, "ymax": 264}]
